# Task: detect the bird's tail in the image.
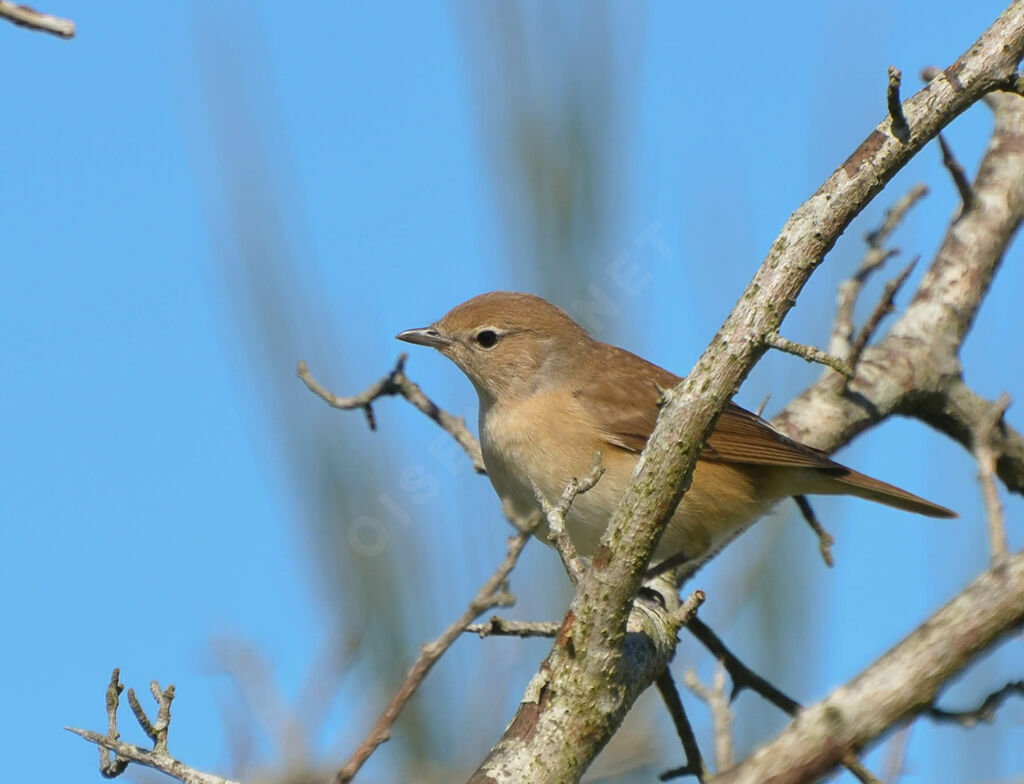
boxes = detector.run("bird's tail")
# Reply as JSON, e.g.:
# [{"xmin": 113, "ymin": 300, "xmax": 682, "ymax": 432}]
[{"xmin": 810, "ymin": 466, "xmax": 956, "ymax": 518}]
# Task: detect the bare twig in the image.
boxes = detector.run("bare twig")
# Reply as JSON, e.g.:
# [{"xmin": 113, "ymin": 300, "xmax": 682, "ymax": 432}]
[
  {"xmin": 754, "ymin": 393, "xmax": 771, "ymax": 417},
  {"xmin": 974, "ymin": 393, "xmax": 1011, "ymax": 565},
  {"xmin": 686, "ymin": 618, "xmax": 880, "ymax": 783},
  {"xmin": 937, "ymin": 133, "xmax": 975, "ymax": 212},
  {"xmin": 67, "ymin": 669, "xmax": 235, "ymax": 784},
  {"xmin": 656, "ymin": 668, "xmax": 709, "ymax": 782},
  {"xmin": 764, "ymin": 331, "xmax": 853, "ymax": 377},
  {"xmin": 847, "ymin": 256, "xmax": 918, "ymax": 369},
  {"xmin": 793, "ymin": 495, "xmax": 834, "ymax": 567},
  {"xmin": 465, "ymin": 617, "xmax": 560, "ymax": 638},
  {"xmin": 529, "ymin": 452, "xmax": 605, "ymax": 584},
  {"xmin": 101, "ymin": 669, "xmax": 128, "ymax": 777},
  {"xmin": 298, "ymin": 356, "xmax": 485, "ymax": 473},
  {"xmin": 926, "ymin": 680, "xmax": 1024, "ymax": 726},
  {"xmin": 671, "ymin": 589, "xmax": 706, "ymax": 628},
  {"xmin": 333, "ymin": 527, "xmax": 536, "ymax": 783},
  {"xmin": 887, "ymin": 66, "xmax": 911, "ymax": 142},
  {"xmin": 686, "ymin": 617, "xmax": 799, "ymax": 713},
  {"xmin": 683, "ymin": 664, "xmax": 734, "ymax": 770},
  {"xmin": 828, "ymin": 185, "xmax": 928, "ymax": 360},
  {"xmin": 0, "ymin": 1, "xmax": 74, "ymax": 37},
  {"xmin": 714, "ymin": 554, "xmax": 1024, "ymax": 784}
]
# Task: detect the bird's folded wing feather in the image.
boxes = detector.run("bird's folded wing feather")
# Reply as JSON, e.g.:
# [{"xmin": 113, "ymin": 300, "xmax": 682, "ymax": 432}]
[{"xmin": 575, "ymin": 344, "xmax": 840, "ymax": 470}]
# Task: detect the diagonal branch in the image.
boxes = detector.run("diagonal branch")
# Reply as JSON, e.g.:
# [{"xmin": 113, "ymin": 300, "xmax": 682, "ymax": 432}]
[
  {"xmin": 0, "ymin": 1, "xmax": 74, "ymax": 37},
  {"xmin": 712, "ymin": 552, "xmax": 1024, "ymax": 784},
  {"xmin": 333, "ymin": 525, "xmax": 536, "ymax": 783}
]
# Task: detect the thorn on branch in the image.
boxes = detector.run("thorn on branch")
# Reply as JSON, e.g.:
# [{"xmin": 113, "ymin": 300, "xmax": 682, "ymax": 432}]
[
  {"xmin": 937, "ymin": 133, "xmax": 975, "ymax": 213},
  {"xmin": 793, "ymin": 495, "xmax": 834, "ymax": 567},
  {"xmin": 887, "ymin": 66, "xmax": 911, "ymax": 143},
  {"xmin": 764, "ymin": 331, "xmax": 854, "ymax": 378}
]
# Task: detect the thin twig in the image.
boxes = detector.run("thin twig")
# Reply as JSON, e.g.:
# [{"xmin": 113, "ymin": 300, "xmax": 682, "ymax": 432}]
[
  {"xmin": 887, "ymin": 66, "xmax": 911, "ymax": 142},
  {"xmin": 936, "ymin": 133, "xmax": 975, "ymax": 212},
  {"xmin": 973, "ymin": 393, "xmax": 1011, "ymax": 566},
  {"xmin": 828, "ymin": 185, "xmax": 928, "ymax": 360},
  {"xmin": 847, "ymin": 257, "xmax": 918, "ymax": 370},
  {"xmin": 100, "ymin": 669, "xmax": 128, "ymax": 777},
  {"xmin": 529, "ymin": 452, "xmax": 604, "ymax": 584},
  {"xmin": 793, "ymin": 495, "xmax": 834, "ymax": 567},
  {"xmin": 683, "ymin": 664, "xmax": 734, "ymax": 770},
  {"xmin": 926, "ymin": 680, "xmax": 1024, "ymax": 726},
  {"xmin": 298, "ymin": 356, "xmax": 485, "ymax": 473},
  {"xmin": 686, "ymin": 618, "xmax": 881, "ymax": 783},
  {"xmin": 333, "ymin": 526, "xmax": 537, "ymax": 783},
  {"xmin": 754, "ymin": 393, "xmax": 771, "ymax": 417},
  {"xmin": 686, "ymin": 618, "xmax": 799, "ymax": 712},
  {"xmin": 671, "ymin": 589, "xmax": 706, "ymax": 628},
  {"xmin": 764, "ymin": 331, "xmax": 853, "ymax": 377},
  {"xmin": 656, "ymin": 668, "xmax": 709, "ymax": 782},
  {"xmin": 67, "ymin": 669, "xmax": 234, "ymax": 784},
  {"xmin": 465, "ymin": 617, "xmax": 560, "ymax": 638},
  {"xmin": 0, "ymin": 1, "xmax": 74, "ymax": 37}
]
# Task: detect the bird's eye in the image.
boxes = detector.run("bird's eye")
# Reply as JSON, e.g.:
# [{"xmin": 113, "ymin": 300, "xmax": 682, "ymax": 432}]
[{"xmin": 475, "ymin": 329, "xmax": 499, "ymax": 349}]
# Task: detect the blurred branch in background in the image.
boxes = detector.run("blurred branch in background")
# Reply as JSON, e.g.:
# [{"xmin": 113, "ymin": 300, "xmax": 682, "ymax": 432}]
[
  {"xmin": 191, "ymin": 10, "xmax": 448, "ymax": 782},
  {"xmin": 453, "ymin": 2, "xmax": 640, "ymax": 319}
]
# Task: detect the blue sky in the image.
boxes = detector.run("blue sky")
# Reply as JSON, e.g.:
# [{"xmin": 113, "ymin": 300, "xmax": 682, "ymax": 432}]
[{"xmin": 2, "ymin": 2, "xmax": 1022, "ymax": 782}]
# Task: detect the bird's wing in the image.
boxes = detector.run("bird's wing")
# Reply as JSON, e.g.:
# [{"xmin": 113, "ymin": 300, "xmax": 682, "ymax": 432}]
[{"xmin": 575, "ymin": 344, "xmax": 839, "ymax": 470}]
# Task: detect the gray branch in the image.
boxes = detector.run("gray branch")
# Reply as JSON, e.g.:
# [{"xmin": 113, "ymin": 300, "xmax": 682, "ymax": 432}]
[
  {"xmin": 714, "ymin": 554, "xmax": 1024, "ymax": 784},
  {"xmin": 0, "ymin": 1, "xmax": 74, "ymax": 37}
]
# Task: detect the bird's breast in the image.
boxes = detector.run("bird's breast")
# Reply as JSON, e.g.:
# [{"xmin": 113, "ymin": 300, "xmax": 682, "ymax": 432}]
[
  {"xmin": 477, "ymin": 391, "xmax": 781, "ymax": 574},
  {"xmin": 478, "ymin": 390, "xmax": 626, "ymax": 554}
]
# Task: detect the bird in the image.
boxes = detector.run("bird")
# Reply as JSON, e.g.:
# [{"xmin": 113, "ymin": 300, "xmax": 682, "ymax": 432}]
[{"xmin": 397, "ymin": 291, "xmax": 955, "ymax": 579}]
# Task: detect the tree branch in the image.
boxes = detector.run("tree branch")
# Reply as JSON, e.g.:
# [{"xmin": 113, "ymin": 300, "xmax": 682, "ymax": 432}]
[
  {"xmin": 712, "ymin": 553, "xmax": 1024, "ymax": 784},
  {"xmin": 0, "ymin": 1, "xmax": 74, "ymax": 37},
  {"xmin": 334, "ymin": 526, "xmax": 536, "ymax": 783},
  {"xmin": 926, "ymin": 680, "xmax": 1024, "ymax": 726},
  {"xmin": 465, "ymin": 617, "xmax": 560, "ymax": 638},
  {"xmin": 298, "ymin": 356, "xmax": 485, "ymax": 473},
  {"xmin": 529, "ymin": 453, "xmax": 605, "ymax": 584},
  {"xmin": 66, "ymin": 669, "xmax": 236, "ymax": 784}
]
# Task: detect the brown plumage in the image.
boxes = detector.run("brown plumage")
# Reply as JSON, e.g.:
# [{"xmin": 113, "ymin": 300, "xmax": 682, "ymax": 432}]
[{"xmin": 398, "ymin": 291, "xmax": 955, "ymax": 578}]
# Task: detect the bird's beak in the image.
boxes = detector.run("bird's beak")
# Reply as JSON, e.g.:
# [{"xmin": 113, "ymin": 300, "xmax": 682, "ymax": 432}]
[{"xmin": 396, "ymin": 326, "xmax": 451, "ymax": 349}]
